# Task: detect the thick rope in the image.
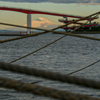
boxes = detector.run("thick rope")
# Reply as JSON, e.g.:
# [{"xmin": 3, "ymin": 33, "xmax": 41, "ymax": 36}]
[
  {"xmin": 0, "ymin": 11, "xmax": 99, "ymax": 100},
  {"xmin": 0, "ymin": 62, "xmax": 100, "ymax": 90},
  {"xmin": 0, "ymin": 77, "xmax": 99, "ymax": 100}
]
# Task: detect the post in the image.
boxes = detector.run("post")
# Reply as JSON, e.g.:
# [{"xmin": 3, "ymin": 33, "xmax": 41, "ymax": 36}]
[
  {"xmin": 63, "ymin": 17, "xmax": 68, "ymax": 27},
  {"xmin": 27, "ymin": 14, "xmax": 31, "ymax": 34},
  {"xmin": 63, "ymin": 17, "xmax": 68, "ymax": 32}
]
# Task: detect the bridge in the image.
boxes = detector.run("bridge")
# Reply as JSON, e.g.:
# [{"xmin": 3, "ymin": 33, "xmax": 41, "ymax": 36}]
[{"xmin": 0, "ymin": 7, "xmax": 98, "ymax": 33}]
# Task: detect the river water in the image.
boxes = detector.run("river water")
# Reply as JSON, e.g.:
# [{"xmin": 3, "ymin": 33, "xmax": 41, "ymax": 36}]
[{"xmin": 0, "ymin": 32, "xmax": 100, "ymax": 100}]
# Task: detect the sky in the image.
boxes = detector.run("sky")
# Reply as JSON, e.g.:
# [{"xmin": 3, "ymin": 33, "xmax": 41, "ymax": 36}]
[
  {"xmin": 0, "ymin": 0, "xmax": 100, "ymax": 30},
  {"xmin": 1, "ymin": 0, "xmax": 100, "ymax": 3}
]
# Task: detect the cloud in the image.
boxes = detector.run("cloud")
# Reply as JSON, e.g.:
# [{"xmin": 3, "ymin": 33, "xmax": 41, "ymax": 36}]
[
  {"xmin": 23, "ymin": 17, "xmax": 58, "ymax": 29},
  {"xmin": 0, "ymin": 0, "xmax": 100, "ymax": 4},
  {"xmin": 2, "ymin": 17, "xmax": 58, "ymax": 31}
]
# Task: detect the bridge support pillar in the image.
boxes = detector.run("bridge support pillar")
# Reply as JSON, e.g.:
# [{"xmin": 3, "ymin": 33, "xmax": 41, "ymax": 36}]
[
  {"xmin": 89, "ymin": 20, "xmax": 91, "ymax": 24},
  {"xmin": 64, "ymin": 17, "xmax": 68, "ymax": 27},
  {"xmin": 63, "ymin": 17, "xmax": 68, "ymax": 32},
  {"xmin": 27, "ymin": 14, "xmax": 31, "ymax": 34}
]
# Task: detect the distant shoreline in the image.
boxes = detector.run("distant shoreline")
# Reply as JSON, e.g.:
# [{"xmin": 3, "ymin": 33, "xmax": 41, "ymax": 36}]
[{"xmin": 0, "ymin": 31, "xmax": 100, "ymax": 36}]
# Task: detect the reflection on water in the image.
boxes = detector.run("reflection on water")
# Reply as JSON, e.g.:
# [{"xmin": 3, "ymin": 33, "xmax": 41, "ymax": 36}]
[{"xmin": 0, "ymin": 32, "xmax": 100, "ymax": 100}]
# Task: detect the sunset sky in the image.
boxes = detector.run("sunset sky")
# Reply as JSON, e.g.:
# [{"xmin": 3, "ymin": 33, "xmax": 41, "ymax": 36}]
[{"xmin": 0, "ymin": 0, "xmax": 100, "ymax": 30}]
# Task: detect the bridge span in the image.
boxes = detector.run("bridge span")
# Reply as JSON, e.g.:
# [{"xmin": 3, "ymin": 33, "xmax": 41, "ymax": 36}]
[{"xmin": 0, "ymin": 7, "xmax": 85, "ymax": 18}]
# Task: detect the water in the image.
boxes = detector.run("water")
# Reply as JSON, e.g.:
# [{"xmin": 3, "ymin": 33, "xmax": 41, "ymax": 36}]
[{"xmin": 0, "ymin": 32, "xmax": 100, "ymax": 100}]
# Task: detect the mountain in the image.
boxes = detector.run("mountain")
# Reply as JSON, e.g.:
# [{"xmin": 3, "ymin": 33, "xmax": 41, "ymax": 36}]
[
  {"xmin": 1, "ymin": 17, "xmax": 58, "ymax": 31},
  {"xmin": 23, "ymin": 17, "xmax": 58, "ymax": 29}
]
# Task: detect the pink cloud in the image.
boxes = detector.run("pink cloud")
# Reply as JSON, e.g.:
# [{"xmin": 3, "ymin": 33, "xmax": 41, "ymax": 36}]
[{"xmin": 23, "ymin": 17, "xmax": 58, "ymax": 29}]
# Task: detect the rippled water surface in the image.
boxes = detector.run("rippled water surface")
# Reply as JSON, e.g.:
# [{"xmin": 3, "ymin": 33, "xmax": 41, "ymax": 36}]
[{"xmin": 0, "ymin": 32, "xmax": 100, "ymax": 100}]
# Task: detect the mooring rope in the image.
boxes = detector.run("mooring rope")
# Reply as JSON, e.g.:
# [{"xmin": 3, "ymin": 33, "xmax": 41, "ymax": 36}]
[
  {"xmin": 0, "ymin": 32, "xmax": 46, "ymax": 43},
  {"xmin": 0, "ymin": 15, "xmax": 84, "ymax": 43},
  {"xmin": 57, "ymin": 32, "xmax": 100, "ymax": 41},
  {"xmin": 10, "ymin": 14, "xmax": 100, "ymax": 63},
  {"xmin": 0, "ymin": 12, "xmax": 100, "ymax": 44},
  {"xmin": 0, "ymin": 77, "xmax": 99, "ymax": 100},
  {"xmin": 0, "ymin": 11, "xmax": 100, "ymax": 100},
  {"xmin": 10, "ymin": 34, "xmax": 67, "ymax": 63},
  {"xmin": 0, "ymin": 11, "xmax": 99, "ymax": 32},
  {"xmin": 0, "ymin": 22, "xmax": 100, "ymax": 42},
  {"xmin": 67, "ymin": 59, "xmax": 100, "ymax": 76},
  {"xmin": 64, "ymin": 14, "xmax": 100, "ymax": 76},
  {"xmin": 9, "ymin": 28, "xmax": 86, "ymax": 63},
  {"xmin": 0, "ymin": 62, "xmax": 100, "ymax": 90}
]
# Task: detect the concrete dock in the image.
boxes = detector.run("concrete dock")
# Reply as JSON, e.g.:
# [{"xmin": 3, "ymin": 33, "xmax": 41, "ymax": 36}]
[{"xmin": 0, "ymin": 33, "xmax": 28, "ymax": 36}]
